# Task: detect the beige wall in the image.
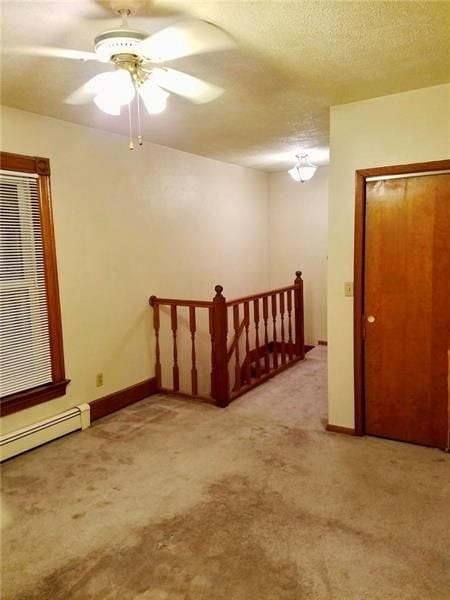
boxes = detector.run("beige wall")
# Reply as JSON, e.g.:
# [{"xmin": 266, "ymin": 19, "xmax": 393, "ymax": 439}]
[
  {"xmin": 1, "ymin": 106, "xmax": 270, "ymax": 434},
  {"xmin": 268, "ymin": 167, "xmax": 328, "ymax": 346},
  {"xmin": 328, "ymin": 83, "xmax": 450, "ymax": 428}
]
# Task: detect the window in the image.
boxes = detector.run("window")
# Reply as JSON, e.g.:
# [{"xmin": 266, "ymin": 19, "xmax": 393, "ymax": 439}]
[{"xmin": 0, "ymin": 152, "xmax": 68, "ymax": 415}]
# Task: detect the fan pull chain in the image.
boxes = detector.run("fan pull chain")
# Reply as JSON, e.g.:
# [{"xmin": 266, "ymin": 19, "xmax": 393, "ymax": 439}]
[
  {"xmin": 136, "ymin": 91, "xmax": 143, "ymax": 146},
  {"xmin": 128, "ymin": 102, "xmax": 134, "ymax": 150}
]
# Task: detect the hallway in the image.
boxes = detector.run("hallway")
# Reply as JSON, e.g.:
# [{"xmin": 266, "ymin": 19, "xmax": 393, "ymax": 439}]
[{"xmin": 1, "ymin": 347, "xmax": 449, "ymax": 599}]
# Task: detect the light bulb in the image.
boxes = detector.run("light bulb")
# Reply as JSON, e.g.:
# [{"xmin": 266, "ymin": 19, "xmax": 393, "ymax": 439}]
[{"xmin": 138, "ymin": 80, "xmax": 169, "ymax": 114}]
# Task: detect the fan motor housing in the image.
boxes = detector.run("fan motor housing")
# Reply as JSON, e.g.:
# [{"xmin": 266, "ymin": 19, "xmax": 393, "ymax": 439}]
[{"xmin": 94, "ymin": 28, "xmax": 148, "ymax": 62}]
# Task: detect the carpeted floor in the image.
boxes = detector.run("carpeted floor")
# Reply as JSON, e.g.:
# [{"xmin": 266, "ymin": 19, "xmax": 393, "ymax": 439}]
[{"xmin": 1, "ymin": 347, "xmax": 449, "ymax": 599}]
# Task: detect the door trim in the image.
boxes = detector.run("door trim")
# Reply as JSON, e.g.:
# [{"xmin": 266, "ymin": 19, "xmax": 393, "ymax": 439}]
[{"xmin": 353, "ymin": 159, "xmax": 450, "ymax": 436}]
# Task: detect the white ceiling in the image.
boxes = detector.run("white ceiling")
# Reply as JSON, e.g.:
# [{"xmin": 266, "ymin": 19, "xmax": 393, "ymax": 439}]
[{"xmin": 1, "ymin": 0, "xmax": 449, "ymax": 171}]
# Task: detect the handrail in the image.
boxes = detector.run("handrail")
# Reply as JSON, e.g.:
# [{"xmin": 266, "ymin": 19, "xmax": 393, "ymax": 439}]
[
  {"xmin": 149, "ymin": 295, "xmax": 212, "ymax": 308},
  {"xmin": 149, "ymin": 283, "xmax": 300, "ymax": 310},
  {"xmin": 226, "ymin": 284, "xmax": 298, "ymax": 307},
  {"xmin": 148, "ymin": 271, "xmax": 304, "ymax": 408}
]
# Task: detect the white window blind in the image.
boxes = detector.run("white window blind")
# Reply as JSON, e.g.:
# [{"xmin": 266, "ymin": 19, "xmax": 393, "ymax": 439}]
[{"xmin": 0, "ymin": 170, "xmax": 52, "ymax": 397}]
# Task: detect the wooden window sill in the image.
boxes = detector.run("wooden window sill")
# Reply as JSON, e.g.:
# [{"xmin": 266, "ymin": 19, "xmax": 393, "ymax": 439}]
[{"xmin": 0, "ymin": 380, "xmax": 71, "ymax": 417}]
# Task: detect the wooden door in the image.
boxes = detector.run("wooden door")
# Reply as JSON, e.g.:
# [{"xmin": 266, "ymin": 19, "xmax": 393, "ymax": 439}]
[{"xmin": 364, "ymin": 172, "xmax": 449, "ymax": 447}]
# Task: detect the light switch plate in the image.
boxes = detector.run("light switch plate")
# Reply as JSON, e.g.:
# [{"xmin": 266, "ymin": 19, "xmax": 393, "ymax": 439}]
[{"xmin": 344, "ymin": 282, "xmax": 353, "ymax": 297}]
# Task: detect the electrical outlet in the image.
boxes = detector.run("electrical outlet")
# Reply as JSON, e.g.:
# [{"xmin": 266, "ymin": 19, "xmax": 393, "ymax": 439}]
[
  {"xmin": 96, "ymin": 373, "xmax": 103, "ymax": 387},
  {"xmin": 344, "ymin": 282, "xmax": 353, "ymax": 297}
]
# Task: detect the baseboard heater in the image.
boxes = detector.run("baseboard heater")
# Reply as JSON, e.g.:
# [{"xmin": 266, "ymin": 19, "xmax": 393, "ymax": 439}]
[{"xmin": 0, "ymin": 404, "xmax": 90, "ymax": 462}]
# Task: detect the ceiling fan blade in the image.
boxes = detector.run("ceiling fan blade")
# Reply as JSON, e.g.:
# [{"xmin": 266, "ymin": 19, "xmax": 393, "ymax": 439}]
[
  {"xmin": 137, "ymin": 20, "xmax": 235, "ymax": 63},
  {"xmin": 2, "ymin": 46, "xmax": 97, "ymax": 61},
  {"xmin": 64, "ymin": 72, "xmax": 114, "ymax": 105},
  {"xmin": 151, "ymin": 68, "xmax": 224, "ymax": 104}
]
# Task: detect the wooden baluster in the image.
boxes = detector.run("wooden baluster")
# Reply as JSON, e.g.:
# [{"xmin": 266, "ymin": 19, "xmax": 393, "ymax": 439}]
[
  {"xmin": 171, "ymin": 305, "xmax": 180, "ymax": 391},
  {"xmin": 271, "ymin": 294, "xmax": 278, "ymax": 369},
  {"xmin": 243, "ymin": 301, "xmax": 251, "ymax": 384},
  {"xmin": 149, "ymin": 296, "xmax": 161, "ymax": 390},
  {"xmin": 294, "ymin": 271, "xmax": 305, "ymax": 359},
  {"xmin": 189, "ymin": 306, "xmax": 198, "ymax": 396},
  {"xmin": 253, "ymin": 299, "xmax": 261, "ymax": 379},
  {"xmin": 279, "ymin": 291, "xmax": 286, "ymax": 365},
  {"xmin": 209, "ymin": 306, "xmax": 215, "ymax": 398},
  {"xmin": 287, "ymin": 289, "xmax": 294, "ymax": 361},
  {"xmin": 262, "ymin": 296, "xmax": 270, "ymax": 373},
  {"xmin": 233, "ymin": 304, "xmax": 241, "ymax": 390},
  {"xmin": 212, "ymin": 285, "xmax": 230, "ymax": 407}
]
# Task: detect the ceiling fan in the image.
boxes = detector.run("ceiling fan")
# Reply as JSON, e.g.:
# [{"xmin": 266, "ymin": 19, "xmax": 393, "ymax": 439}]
[{"xmin": 4, "ymin": 1, "xmax": 235, "ymax": 145}]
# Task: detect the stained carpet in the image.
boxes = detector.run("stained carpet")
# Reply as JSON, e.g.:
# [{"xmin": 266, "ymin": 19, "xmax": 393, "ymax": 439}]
[{"xmin": 1, "ymin": 347, "xmax": 449, "ymax": 599}]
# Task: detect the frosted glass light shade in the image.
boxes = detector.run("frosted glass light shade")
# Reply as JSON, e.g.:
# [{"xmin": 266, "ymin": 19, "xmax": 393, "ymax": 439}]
[
  {"xmin": 93, "ymin": 94, "xmax": 121, "ymax": 115},
  {"xmin": 298, "ymin": 165, "xmax": 317, "ymax": 182},
  {"xmin": 288, "ymin": 154, "xmax": 317, "ymax": 183},
  {"xmin": 138, "ymin": 80, "xmax": 169, "ymax": 114},
  {"xmin": 93, "ymin": 69, "xmax": 135, "ymax": 115},
  {"xmin": 288, "ymin": 166, "xmax": 301, "ymax": 181}
]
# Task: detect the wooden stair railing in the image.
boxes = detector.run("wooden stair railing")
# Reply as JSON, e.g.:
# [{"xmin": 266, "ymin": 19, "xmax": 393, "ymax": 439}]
[
  {"xmin": 149, "ymin": 271, "xmax": 305, "ymax": 407},
  {"xmin": 149, "ymin": 296, "xmax": 214, "ymax": 402}
]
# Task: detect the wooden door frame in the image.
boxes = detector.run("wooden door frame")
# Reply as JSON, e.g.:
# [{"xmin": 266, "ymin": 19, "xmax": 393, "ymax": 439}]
[{"xmin": 353, "ymin": 159, "xmax": 450, "ymax": 436}]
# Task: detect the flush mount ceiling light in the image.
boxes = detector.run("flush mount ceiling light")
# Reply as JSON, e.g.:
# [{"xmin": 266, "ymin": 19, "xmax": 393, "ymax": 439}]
[{"xmin": 288, "ymin": 154, "xmax": 318, "ymax": 183}]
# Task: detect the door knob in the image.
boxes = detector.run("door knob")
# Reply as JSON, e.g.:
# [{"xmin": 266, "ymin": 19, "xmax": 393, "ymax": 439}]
[{"xmin": 367, "ymin": 315, "xmax": 376, "ymax": 323}]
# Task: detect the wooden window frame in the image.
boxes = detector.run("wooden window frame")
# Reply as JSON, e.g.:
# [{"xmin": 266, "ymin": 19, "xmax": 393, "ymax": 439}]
[
  {"xmin": 0, "ymin": 151, "xmax": 69, "ymax": 416},
  {"xmin": 353, "ymin": 159, "xmax": 450, "ymax": 436}
]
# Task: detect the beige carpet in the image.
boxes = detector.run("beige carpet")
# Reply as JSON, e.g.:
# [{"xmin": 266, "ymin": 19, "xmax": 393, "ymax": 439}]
[{"xmin": 1, "ymin": 347, "xmax": 449, "ymax": 599}]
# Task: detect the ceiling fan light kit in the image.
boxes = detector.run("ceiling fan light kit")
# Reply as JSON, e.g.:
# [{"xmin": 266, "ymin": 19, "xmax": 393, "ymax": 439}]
[
  {"xmin": 288, "ymin": 154, "xmax": 318, "ymax": 183},
  {"xmin": 88, "ymin": 10, "xmax": 175, "ymax": 147}
]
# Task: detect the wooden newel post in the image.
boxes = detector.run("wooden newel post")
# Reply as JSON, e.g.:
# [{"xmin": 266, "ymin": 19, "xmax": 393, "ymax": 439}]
[
  {"xmin": 294, "ymin": 271, "xmax": 305, "ymax": 359},
  {"xmin": 149, "ymin": 295, "xmax": 162, "ymax": 390},
  {"xmin": 211, "ymin": 285, "xmax": 230, "ymax": 407}
]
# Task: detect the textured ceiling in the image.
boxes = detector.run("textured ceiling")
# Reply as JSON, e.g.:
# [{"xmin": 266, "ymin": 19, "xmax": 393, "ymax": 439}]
[{"xmin": 1, "ymin": 0, "xmax": 449, "ymax": 171}]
